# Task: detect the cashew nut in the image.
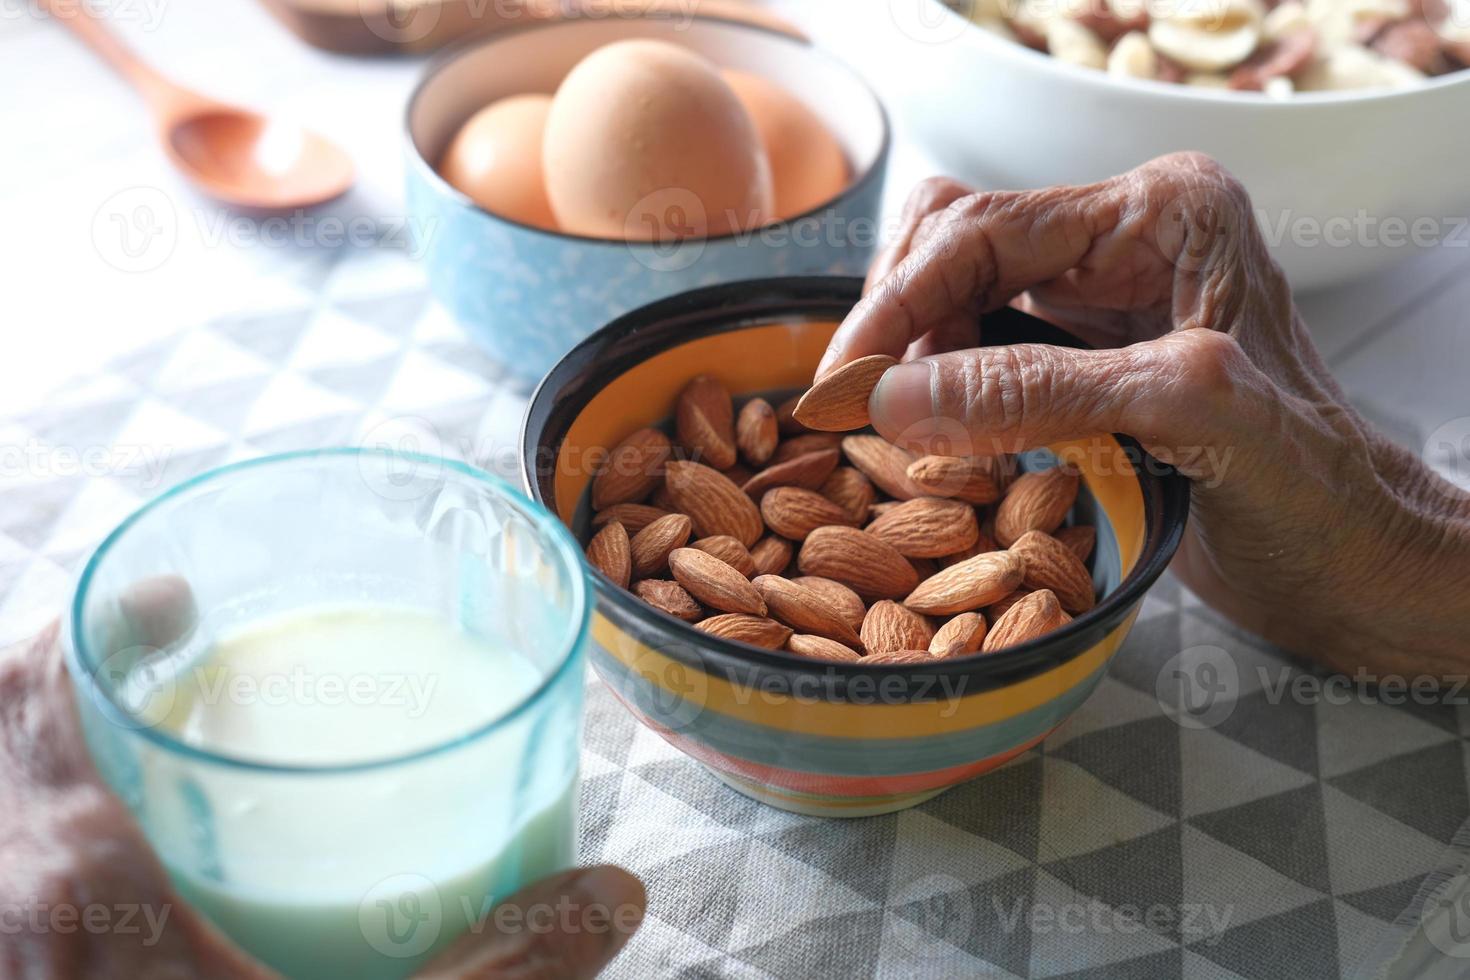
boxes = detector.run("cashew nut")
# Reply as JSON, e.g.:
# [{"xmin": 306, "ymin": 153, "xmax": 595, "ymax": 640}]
[
  {"xmin": 1108, "ymin": 30, "xmax": 1160, "ymax": 77},
  {"xmin": 1047, "ymin": 17, "xmax": 1110, "ymax": 68}
]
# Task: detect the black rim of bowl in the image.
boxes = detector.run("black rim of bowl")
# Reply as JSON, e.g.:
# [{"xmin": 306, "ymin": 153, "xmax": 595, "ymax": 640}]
[
  {"xmin": 521, "ymin": 277, "xmax": 1190, "ymax": 695},
  {"xmin": 404, "ymin": 14, "xmax": 892, "ymax": 244}
]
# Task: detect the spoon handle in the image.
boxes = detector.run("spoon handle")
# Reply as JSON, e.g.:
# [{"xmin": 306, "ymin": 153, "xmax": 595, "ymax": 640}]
[{"xmin": 39, "ymin": 0, "xmax": 183, "ymax": 111}]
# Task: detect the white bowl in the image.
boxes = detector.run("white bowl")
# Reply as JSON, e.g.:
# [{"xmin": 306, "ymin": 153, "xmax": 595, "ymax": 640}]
[{"xmin": 867, "ymin": 0, "xmax": 1470, "ymax": 291}]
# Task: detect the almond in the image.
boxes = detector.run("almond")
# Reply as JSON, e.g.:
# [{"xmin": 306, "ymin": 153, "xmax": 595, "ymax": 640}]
[
  {"xmin": 861, "ymin": 600, "xmax": 934, "ymax": 653},
  {"xmin": 676, "ymin": 374, "xmax": 737, "ymax": 470},
  {"xmin": 930, "ymin": 613, "xmax": 988, "ymax": 658},
  {"xmin": 742, "ymin": 448, "xmax": 841, "ymax": 498},
  {"xmin": 791, "ymin": 576, "xmax": 867, "ymax": 632},
  {"xmin": 903, "ymin": 550, "xmax": 1025, "ymax": 615},
  {"xmin": 591, "ymin": 428, "xmax": 672, "ymax": 510},
  {"xmin": 820, "ymin": 467, "xmax": 875, "ymax": 525},
  {"xmin": 865, "ymin": 497, "xmax": 979, "ymax": 559},
  {"xmin": 753, "ymin": 575, "xmax": 863, "ymax": 647},
  {"xmin": 1055, "ymin": 525, "xmax": 1096, "ymax": 563},
  {"xmin": 664, "ymin": 460, "xmax": 763, "ymax": 546},
  {"xmin": 586, "ymin": 521, "xmax": 631, "ymax": 588},
  {"xmin": 761, "ymin": 486, "xmax": 857, "ymax": 540},
  {"xmin": 787, "ymin": 634, "xmax": 862, "ymax": 663},
  {"xmin": 592, "ymin": 503, "xmax": 671, "ymax": 536},
  {"xmin": 906, "ymin": 455, "xmax": 1002, "ymax": 505},
  {"xmin": 770, "ymin": 433, "xmax": 843, "ymax": 465},
  {"xmin": 987, "ymin": 589, "xmax": 1033, "ymax": 621},
  {"xmin": 862, "ymin": 649, "xmax": 935, "ymax": 665},
  {"xmin": 749, "ymin": 535, "xmax": 794, "ymax": 577},
  {"xmin": 994, "ymin": 466, "xmax": 1079, "ymax": 546},
  {"xmin": 1009, "ymin": 530, "xmax": 1096, "ymax": 614},
  {"xmin": 842, "ymin": 435, "xmax": 924, "ymax": 500},
  {"xmin": 629, "ymin": 513, "xmax": 693, "ymax": 579},
  {"xmin": 792, "ymin": 354, "xmax": 898, "ymax": 431},
  {"xmin": 982, "ymin": 589, "xmax": 1072, "ymax": 653},
  {"xmin": 633, "ymin": 580, "xmax": 702, "ymax": 622},
  {"xmin": 736, "ymin": 397, "xmax": 779, "ymax": 466},
  {"xmin": 797, "ymin": 525, "xmax": 919, "ymax": 600},
  {"xmin": 668, "ymin": 548, "xmax": 767, "ymax": 615},
  {"xmin": 775, "ymin": 394, "xmax": 808, "ymax": 435},
  {"xmin": 691, "ymin": 535, "xmax": 757, "ymax": 578},
  {"xmin": 697, "ymin": 614, "xmax": 792, "ymax": 649}
]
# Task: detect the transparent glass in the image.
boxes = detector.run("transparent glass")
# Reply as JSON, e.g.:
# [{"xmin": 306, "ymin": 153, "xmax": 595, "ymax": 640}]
[{"xmin": 64, "ymin": 449, "xmax": 588, "ymax": 980}]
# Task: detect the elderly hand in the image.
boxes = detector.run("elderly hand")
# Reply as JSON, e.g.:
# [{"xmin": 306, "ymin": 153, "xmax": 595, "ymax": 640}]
[
  {"xmin": 820, "ymin": 152, "xmax": 1470, "ymax": 679},
  {"xmin": 0, "ymin": 622, "xmax": 644, "ymax": 979}
]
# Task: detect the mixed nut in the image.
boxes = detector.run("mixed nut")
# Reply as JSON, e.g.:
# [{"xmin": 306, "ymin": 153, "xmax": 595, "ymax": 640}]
[
  {"xmin": 580, "ymin": 361, "xmax": 1099, "ymax": 665},
  {"xmin": 963, "ymin": 0, "xmax": 1470, "ymax": 93}
]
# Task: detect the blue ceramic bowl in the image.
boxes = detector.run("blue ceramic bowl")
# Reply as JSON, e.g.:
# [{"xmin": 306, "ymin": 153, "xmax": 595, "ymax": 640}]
[{"xmin": 405, "ymin": 15, "xmax": 890, "ymax": 382}]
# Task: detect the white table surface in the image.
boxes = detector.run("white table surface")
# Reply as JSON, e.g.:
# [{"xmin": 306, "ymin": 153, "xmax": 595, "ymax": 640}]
[{"xmin": 3, "ymin": 3, "xmax": 1470, "ymax": 977}]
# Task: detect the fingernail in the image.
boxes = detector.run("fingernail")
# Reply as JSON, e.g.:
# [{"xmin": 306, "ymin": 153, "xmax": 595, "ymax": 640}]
[{"xmin": 869, "ymin": 359, "xmax": 934, "ymax": 434}]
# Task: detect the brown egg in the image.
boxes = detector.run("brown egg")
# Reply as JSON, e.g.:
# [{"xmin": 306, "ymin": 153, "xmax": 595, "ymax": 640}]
[
  {"xmin": 542, "ymin": 40, "xmax": 774, "ymax": 240},
  {"xmin": 439, "ymin": 94, "xmax": 557, "ymax": 230},
  {"xmin": 724, "ymin": 69, "xmax": 850, "ymax": 221}
]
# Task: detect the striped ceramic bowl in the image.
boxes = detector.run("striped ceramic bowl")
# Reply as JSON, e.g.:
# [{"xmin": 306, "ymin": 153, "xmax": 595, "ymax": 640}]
[{"xmin": 521, "ymin": 277, "xmax": 1189, "ymax": 817}]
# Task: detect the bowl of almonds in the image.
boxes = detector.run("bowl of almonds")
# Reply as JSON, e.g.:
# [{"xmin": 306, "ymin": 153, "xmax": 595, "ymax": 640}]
[{"xmin": 521, "ymin": 277, "xmax": 1188, "ymax": 817}]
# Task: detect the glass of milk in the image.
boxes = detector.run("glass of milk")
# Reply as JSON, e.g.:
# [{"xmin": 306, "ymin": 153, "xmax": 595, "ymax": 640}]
[{"xmin": 64, "ymin": 449, "xmax": 589, "ymax": 979}]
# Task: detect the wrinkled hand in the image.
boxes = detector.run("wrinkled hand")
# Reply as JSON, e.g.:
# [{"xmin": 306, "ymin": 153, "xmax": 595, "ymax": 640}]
[
  {"xmin": 821, "ymin": 152, "xmax": 1470, "ymax": 677},
  {"xmin": 0, "ymin": 624, "xmax": 644, "ymax": 979}
]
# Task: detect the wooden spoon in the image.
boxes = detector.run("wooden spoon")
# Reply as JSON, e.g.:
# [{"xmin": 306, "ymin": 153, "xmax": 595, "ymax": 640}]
[{"xmin": 43, "ymin": 0, "xmax": 354, "ymax": 210}]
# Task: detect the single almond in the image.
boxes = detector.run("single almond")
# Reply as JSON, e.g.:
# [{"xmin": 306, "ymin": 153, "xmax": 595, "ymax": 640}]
[
  {"xmin": 691, "ymin": 536, "xmax": 757, "ymax": 578},
  {"xmin": 754, "ymin": 575, "xmax": 863, "ymax": 647},
  {"xmin": 787, "ymin": 634, "xmax": 862, "ymax": 663},
  {"xmin": 761, "ymin": 486, "xmax": 857, "ymax": 540},
  {"xmin": 866, "ymin": 497, "xmax": 980, "ymax": 559},
  {"xmin": 793, "ymin": 354, "xmax": 898, "ymax": 431},
  {"xmin": 1055, "ymin": 525, "xmax": 1097, "ymax": 563},
  {"xmin": 591, "ymin": 428, "xmax": 672, "ymax": 510},
  {"xmin": 775, "ymin": 394, "xmax": 809, "ymax": 435},
  {"xmin": 592, "ymin": 503, "xmax": 671, "ymax": 536},
  {"xmin": 994, "ymin": 466, "xmax": 1079, "ymax": 546},
  {"xmin": 988, "ymin": 589, "xmax": 1033, "ymax": 621},
  {"xmin": 750, "ymin": 535, "xmax": 794, "ymax": 577},
  {"xmin": 791, "ymin": 576, "xmax": 867, "ymax": 632},
  {"xmin": 633, "ymin": 580, "xmax": 702, "ymax": 622},
  {"xmin": 841, "ymin": 435, "xmax": 925, "ymax": 500},
  {"xmin": 676, "ymin": 374, "xmax": 737, "ymax": 470},
  {"xmin": 586, "ymin": 521, "xmax": 632, "ymax": 589},
  {"xmin": 629, "ymin": 513, "xmax": 693, "ymax": 579},
  {"xmin": 930, "ymin": 612, "xmax": 987, "ymax": 658},
  {"xmin": 697, "ymin": 614, "xmax": 792, "ymax": 649},
  {"xmin": 770, "ymin": 433, "xmax": 844, "ymax": 465},
  {"xmin": 797, "ymin": 525, "xmax": 919, "ymax": 600},
  {"xmin": 742, "ymin": 448, "xmax": 841, "ymax": 499},
  {"xmin": 905, "ymin": 455, "xmax": 1003, "ymax": 505},
  {"xmin": 982, "ymin": 589, "xmax": 1071, "ymax": 653},
  {"xmin": 669, "ymin": 548, "xmax": 767, "ymax": 615},
  {"xmin": 820, "ymin": 467, "xmax": 876, "ymax": 525},
  {"xmin": 861, "ymin": 600, "xmax": 934, "ymax": 654},
  {"xmin": 664, "ymin": 461, "xmax": 763, "ymax": 547},
  {"xmin": 904, "ymin": 550, "xmax": 1025, "ymax": 615},
  {"xmin": 1009, "ymin": 530, "xmax": 1096, "ymax": 614},
  {"xmin": 862, "ymin": 649, "xmax": 935, "ymax": 665},
  {"xmin": 736, "ymin": 397, "xmax": 779, "ymax": 467}
]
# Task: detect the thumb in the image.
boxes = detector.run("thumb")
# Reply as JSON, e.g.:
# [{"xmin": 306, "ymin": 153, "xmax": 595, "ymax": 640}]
[
  {"xmin": 868, "ymin": 329, "xmax": 1254, "ymax": 482},
  {"xmin": 415, "ymin": 865, "xmax": 646, "ymax": 980}
]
